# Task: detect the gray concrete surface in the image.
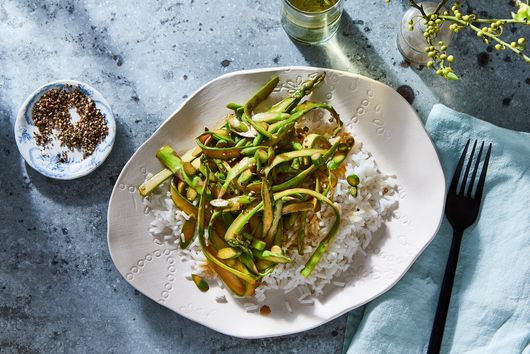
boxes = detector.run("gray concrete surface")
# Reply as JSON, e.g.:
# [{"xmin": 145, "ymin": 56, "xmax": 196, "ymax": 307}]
[{"xmin": 0, "ymin": 0, "xmax": 528, "ymax": 353}]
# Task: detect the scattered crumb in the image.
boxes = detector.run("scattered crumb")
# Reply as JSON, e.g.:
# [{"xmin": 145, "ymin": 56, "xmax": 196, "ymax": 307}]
[{"xmin": 259, "ymin": 305, "xmax": 271, "ymax": 316}]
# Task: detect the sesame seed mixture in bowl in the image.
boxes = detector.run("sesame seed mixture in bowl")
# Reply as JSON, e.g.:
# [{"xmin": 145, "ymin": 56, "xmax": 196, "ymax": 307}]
[
  {"xmin": 14, "ymin": 80, "xmax": 116, "ymax": 179},
  {"xmin": 32, "ymin": 87, "xmax": 109, "ymax": 158}
]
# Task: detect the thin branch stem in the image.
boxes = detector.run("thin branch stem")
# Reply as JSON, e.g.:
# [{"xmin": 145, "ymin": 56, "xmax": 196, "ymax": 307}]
[
  {"xmin": 434, "ymin": 0, "xmax": 450, "ymax": 14},
  {"xmin": 472, "ymin": 18, "xmax": 529, "ymax": 24},
  {"xmin": 440, "ymin": 15, "xmax": 530, "ymax": 63},
  {"xmin": 409, "ymin": 0, "xmax": 427, "ymax": 17}
]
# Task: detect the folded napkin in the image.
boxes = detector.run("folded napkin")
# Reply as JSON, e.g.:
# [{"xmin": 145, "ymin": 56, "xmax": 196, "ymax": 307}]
[{"xmin": 343, "ymin": 104, "xmax": 530, "ymax": 354}]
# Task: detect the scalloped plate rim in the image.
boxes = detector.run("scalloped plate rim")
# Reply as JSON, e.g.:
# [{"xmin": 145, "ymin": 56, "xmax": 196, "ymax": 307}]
[{"xmin": 107, "ymin": 66, "xmax": 445, "ymax": 338}]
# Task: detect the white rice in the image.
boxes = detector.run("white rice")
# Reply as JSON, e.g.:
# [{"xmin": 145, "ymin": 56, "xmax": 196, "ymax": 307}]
[
  {"xmin": 142, "ymin": 126, "xmax": 398, "ymax": 305},
  {"xmin": 243, "ymin": 302, "xmax": 259, "ymax": 312},
  {"xmin": 249, "ymin": 137, "xmax": 398, "ymax": 302}
]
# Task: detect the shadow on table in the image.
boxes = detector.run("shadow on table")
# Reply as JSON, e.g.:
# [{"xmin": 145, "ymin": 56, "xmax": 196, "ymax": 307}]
[
  {"xmin": 409, "ymin": 39, "xmax": 528, "ymax": 131},
  {"xmin": 294, "ymin": 9, "xmax": 529, "ymax": 132},
  {"xmin": 23, "ymin": 117, "xmax": 137, "ymax": 207},
  {"xmin": 292, "ymin": 11, "xmax": 401, "ymax": 86},
  {"xmin": 137, "ymin": 293, "xmax": 345, "ymax": 352}
]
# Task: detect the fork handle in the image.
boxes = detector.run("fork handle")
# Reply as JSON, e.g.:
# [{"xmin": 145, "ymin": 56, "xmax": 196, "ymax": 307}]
[{"xmin": 427, "ymin": 228, "xmax": 464, "ymax": 354}]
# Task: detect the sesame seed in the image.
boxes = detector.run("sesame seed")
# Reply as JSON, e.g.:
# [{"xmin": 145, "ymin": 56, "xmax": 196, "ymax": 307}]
[{"xmin": 31, "ymin": 86, "xmax": 109, "ymax": 160}]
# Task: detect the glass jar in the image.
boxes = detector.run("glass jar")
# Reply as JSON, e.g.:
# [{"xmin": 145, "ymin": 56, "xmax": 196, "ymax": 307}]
[
  {"xmin": 281, "ymin": 0, "xmax": 343, "ymax": 45},
  {"xmin": 397, "ymin": 2, "xmax": 453, "ymax": 65}
]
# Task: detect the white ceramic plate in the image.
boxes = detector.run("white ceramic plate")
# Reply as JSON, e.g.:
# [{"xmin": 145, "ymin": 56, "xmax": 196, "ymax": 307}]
[
  {"xmin": 15, "ymin": 80, "xmax": 116, "ymax": 180},
  {"xmin": 107, "ymin": 67, "xmax": 445, "ymax": 338}
]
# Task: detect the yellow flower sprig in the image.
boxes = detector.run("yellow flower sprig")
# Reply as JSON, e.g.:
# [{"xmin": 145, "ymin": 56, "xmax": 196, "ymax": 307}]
[{"xmin": 387, "ymin": 0, "xmax": 530, "ymax": 80}]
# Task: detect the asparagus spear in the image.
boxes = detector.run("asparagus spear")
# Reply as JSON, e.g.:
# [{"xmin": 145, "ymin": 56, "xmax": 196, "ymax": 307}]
[
  {"xmin": 269, "ymin": 73, "xmax": 326, "ymax": 113},
  {"xmin": 140, "ymin": 73, "xmax": 360, "ymax": 295},
  {"xmin": 138, "ymin": 168, "xmax": 173, "ymax": 197}
]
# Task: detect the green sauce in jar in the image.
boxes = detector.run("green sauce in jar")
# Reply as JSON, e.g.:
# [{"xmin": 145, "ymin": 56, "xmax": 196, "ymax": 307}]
[
  {"xmin": 288, "ymin": 0, "xmax": 338, "ymax": 13},
  {"xmin": 281, "ymin": 0, "xmax": 343, "ymax": 44}
]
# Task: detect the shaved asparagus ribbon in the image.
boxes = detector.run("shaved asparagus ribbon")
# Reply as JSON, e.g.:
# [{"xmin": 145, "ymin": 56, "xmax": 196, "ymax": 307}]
[
  {"xmin": 139, "ymin": 73, "xmax": 357, "ymax": 295},
  {"xmin": 224, "ymin": 188, "xmax": 340, "ymax": 277}
]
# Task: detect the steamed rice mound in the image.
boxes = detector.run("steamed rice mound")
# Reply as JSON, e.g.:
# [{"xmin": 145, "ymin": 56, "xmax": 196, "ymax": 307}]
[{"xmin": 143, "ymin": 125, "xmax": 398, "ymax": 305}]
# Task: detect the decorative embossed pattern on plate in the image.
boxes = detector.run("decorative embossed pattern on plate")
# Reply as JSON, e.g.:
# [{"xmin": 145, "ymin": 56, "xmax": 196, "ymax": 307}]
[{"xmin": 107, "ymin": 67, "xmax": 445, "ymax": 339}]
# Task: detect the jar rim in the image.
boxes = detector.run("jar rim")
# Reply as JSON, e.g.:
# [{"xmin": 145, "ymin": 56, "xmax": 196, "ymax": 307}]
[{"xmin": 284, "ymin": 0, "xmax": 342, "ymax": 15}]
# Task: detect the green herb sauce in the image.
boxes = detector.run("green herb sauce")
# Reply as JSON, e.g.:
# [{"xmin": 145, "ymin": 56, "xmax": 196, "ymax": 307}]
[{"xmin": 288, "ymin": 0, "xmax": 338, "ymax": 12}]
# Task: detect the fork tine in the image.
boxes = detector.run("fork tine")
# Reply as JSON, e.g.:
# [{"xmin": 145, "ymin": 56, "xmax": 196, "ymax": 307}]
[
  {"xmin": 467, "ymin": 141, "xmax": 484, "ymax": 198},
  {"xmin": 459, "ymin": 140, "xmax": 477, "ymax": 195},
  {"xmin": 474, "ymin": 143, "xmax": 492, "ymax": 201},
  {"xmin": 449, "ymin": 139, "xmax": 470, "ymax": 194}
]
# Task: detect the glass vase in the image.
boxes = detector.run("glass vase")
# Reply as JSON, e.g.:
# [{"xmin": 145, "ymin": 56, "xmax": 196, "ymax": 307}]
[{"xmin": 396, "ymin": 2, "xmax": 453, "ymax": 65}]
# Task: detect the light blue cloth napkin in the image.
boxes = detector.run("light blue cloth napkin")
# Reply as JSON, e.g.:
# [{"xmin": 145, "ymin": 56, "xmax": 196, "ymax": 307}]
[{"xmin": 343, "ymin": 104, "xmax": 530, "ymax": 354}]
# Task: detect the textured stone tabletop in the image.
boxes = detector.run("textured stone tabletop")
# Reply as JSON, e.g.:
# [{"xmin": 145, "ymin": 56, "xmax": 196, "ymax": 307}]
[{"xmin": 0, "ymin": 0, "xmax": 528, "ymax": 353}]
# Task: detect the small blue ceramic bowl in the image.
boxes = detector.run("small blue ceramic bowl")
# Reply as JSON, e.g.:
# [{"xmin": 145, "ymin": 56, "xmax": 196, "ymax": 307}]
[{"xmin": 14, "ymin": 80, "xmax": 116, "ymax": 180}]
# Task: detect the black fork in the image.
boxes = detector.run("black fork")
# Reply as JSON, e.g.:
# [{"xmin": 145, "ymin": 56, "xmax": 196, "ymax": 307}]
[{"xmin": 427, "ymin": 139, "xmax": 493, "ymax": 354}]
